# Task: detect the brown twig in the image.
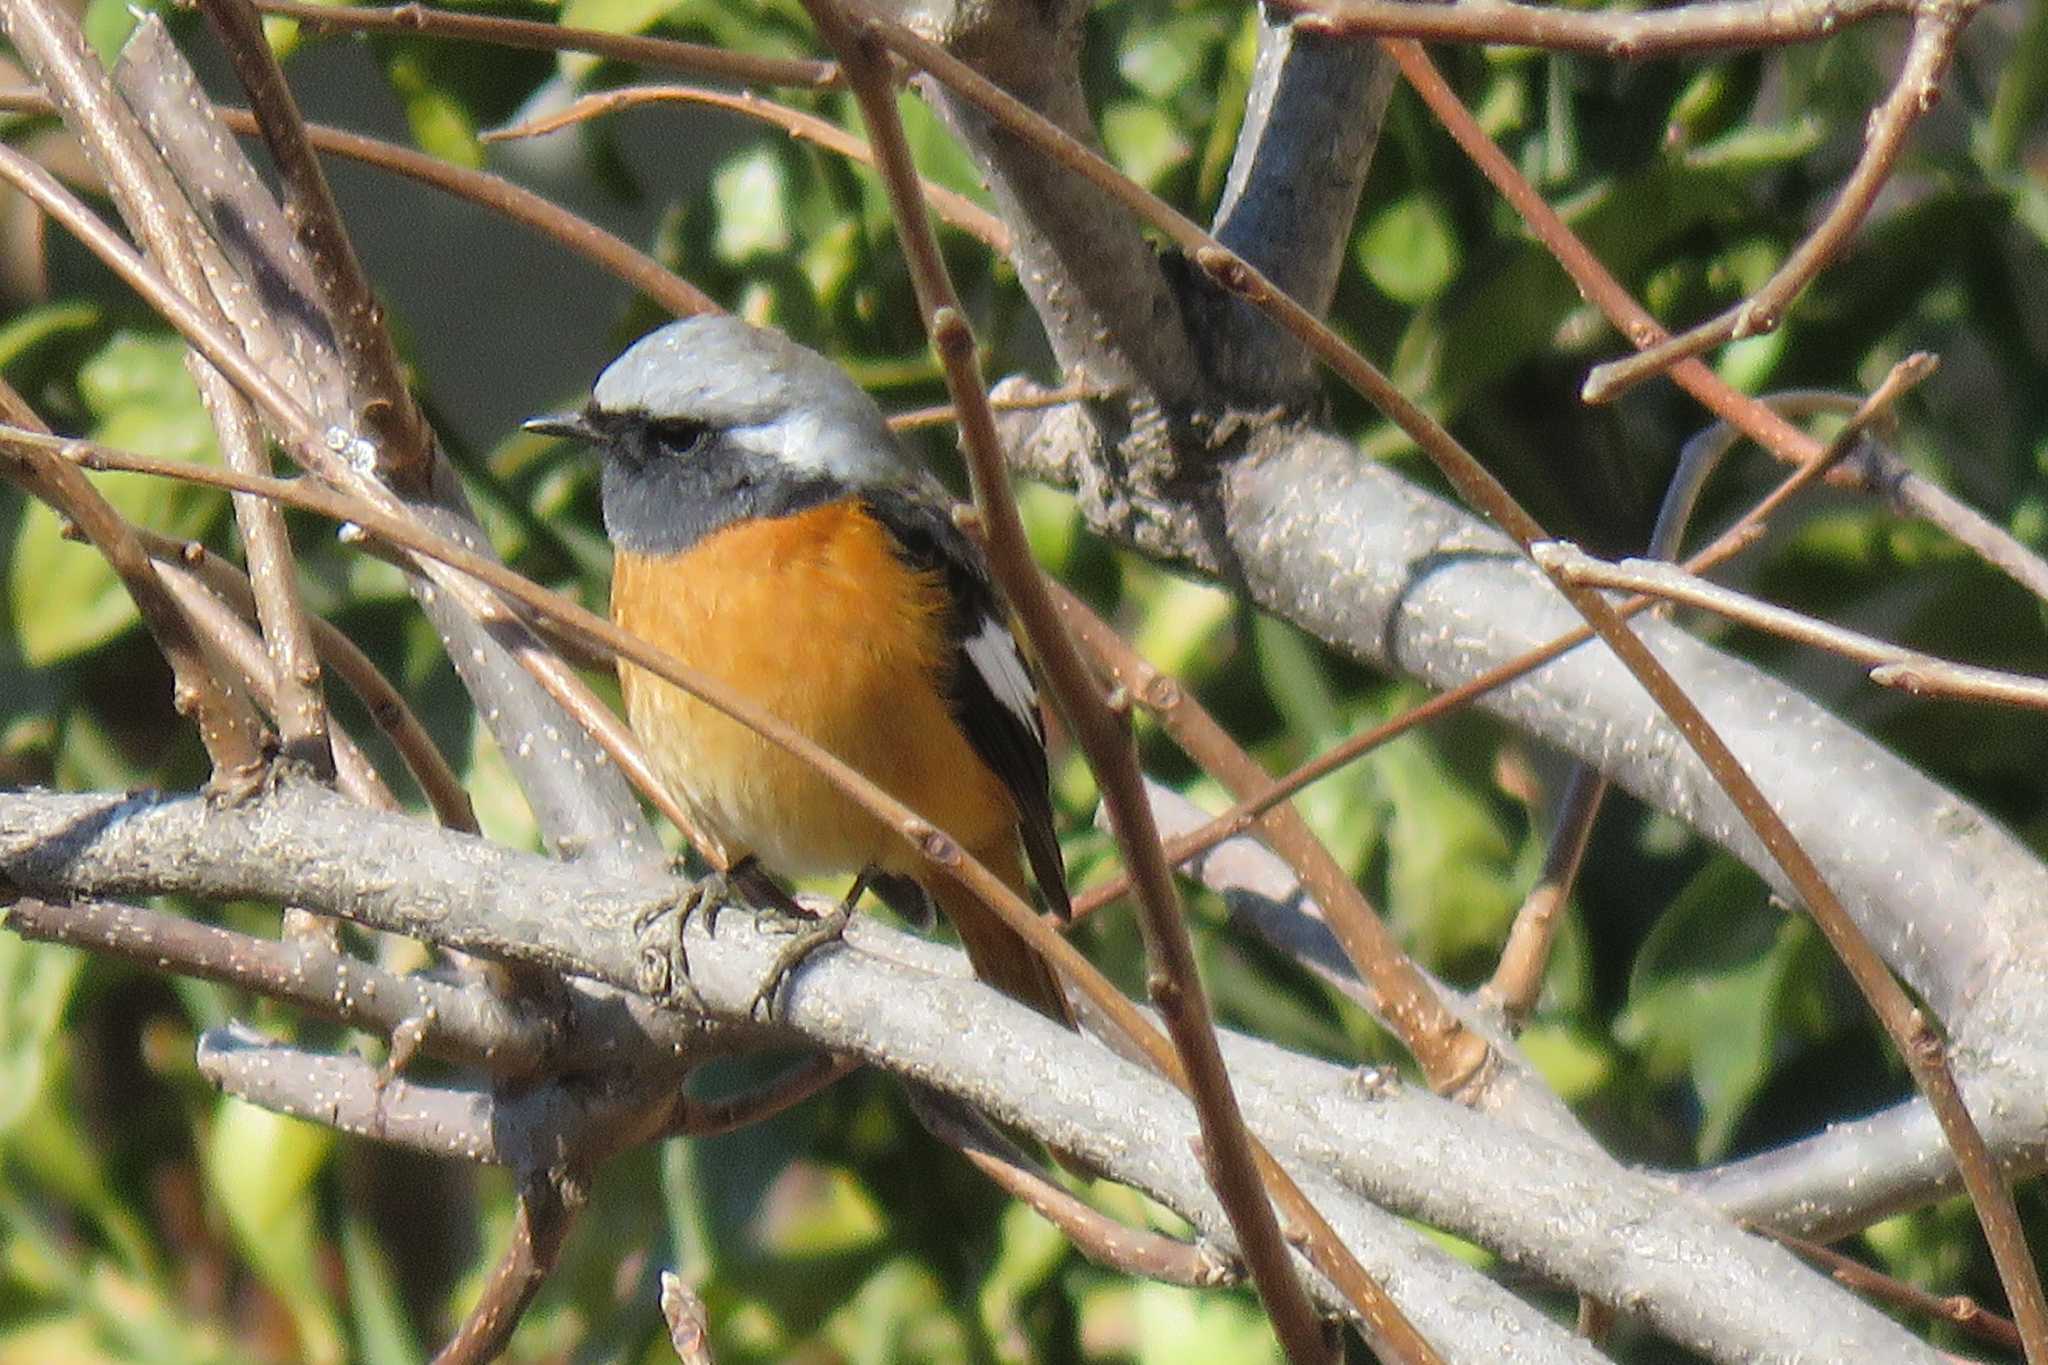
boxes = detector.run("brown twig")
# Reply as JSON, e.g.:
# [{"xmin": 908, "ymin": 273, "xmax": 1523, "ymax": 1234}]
[
  {"xmin": 671, "ymin": 1054, "xmax": 862, "ymax": 1138},
  {"xmin": 909, "ymin": 1087, "xmax": 1239, "ymax": 1289},
  {"xmin": 1580, "ymin": 3, "xmax": 1977, "ymax": 402},
  {"xmin": 1486, "ymin": 764, "xmax": 1604, "ymax": 1026},
  {"xmin": 1287, "ymin": 0, "xmax": 1914, "ymax": 56},
  {"xmin": 196, "ymin": 0, "xmax": 431, "ymax": 488},
  {"xmin": 131, "ymin": 528, "xmax": 481, "ymax": 833},
  {"xmin": 1538, "ymin": 546, "xmax": 2048, "ymax": 712},
  {"xmin": 5, "ymin": 895, "xmax": 550, "ymax": 1073},
  {"xmin": 806, "ymin": 6, "xmax": 1366, "ymax": 1358},
  {"xmin": 430, "ymin": 1172, "xmax": 588, "ymax": 1365},
  {"xmin": 1378, "ymin": 41, "xmax": 1817, "ymax": 463},
  {"xmin": 252, "ymin": 0, "xmax": 839, "ymax": 89},
  {"xmin": 1049, "ymin": 581, "xmax": 1490, "ymax": 1095},
  {"xmin": 1760, "ymin": 1225, "xmax": 2024, "ymax": 1353},
  {"xmin": 0, "ymin": 426, "xmax": 269, "ymax": 784},
  {"xmin": 484, "ymin": 85, "xmax": 1011, "ymax": 253},
  {"xmin": 857, "ymin": 11, "xmax": 2043, "ymax": 1343}
]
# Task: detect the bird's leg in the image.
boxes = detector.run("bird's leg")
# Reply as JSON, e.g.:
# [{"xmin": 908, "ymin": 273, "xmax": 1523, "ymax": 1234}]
[
  {"xmin": 632, "ymin": 860, "xmax": 755, "ymax": 1010},
  {"xmin": 746, "ymin": 868, "xmax": 876, "ymax": 1018}
]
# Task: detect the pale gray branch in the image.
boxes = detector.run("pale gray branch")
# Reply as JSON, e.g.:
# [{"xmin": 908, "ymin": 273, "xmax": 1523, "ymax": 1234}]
[{"xmin": 0, "ymin": 783, "xmax": 1955, "ymax": 1360}]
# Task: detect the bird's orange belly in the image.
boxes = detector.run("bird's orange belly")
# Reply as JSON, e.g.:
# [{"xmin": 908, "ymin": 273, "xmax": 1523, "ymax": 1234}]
[{"xmin": 612, "ymin": 501, "xmax": 1013, "ymax": 881}]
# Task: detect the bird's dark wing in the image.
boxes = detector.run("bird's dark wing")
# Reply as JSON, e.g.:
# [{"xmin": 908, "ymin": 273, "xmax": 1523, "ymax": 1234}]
[{"xmin": 861, "ymin": 491, "xmax": 1070, "ymax": 918}]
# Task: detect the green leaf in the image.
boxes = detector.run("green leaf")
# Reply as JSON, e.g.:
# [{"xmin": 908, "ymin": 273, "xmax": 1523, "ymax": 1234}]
[
  {"xmin": 712, "ymin": 145, "xmax": 795, "ymax": 263},
  {"xmin": 1101, "ymin": 100, "xmax": 1192, "ymax": 192},
  {"xmin": 1377, "ymin": 731, "xmax": 1522, "ymax": 970},
  {"xmin": 1080, "ymin": 1280, "xmax": 1282, "ymax": 1365},
  {"xmin": 1357, "ymin": 194, "xmax": 1459, "ymax": 305},
  {"xmin": 387, "ymin": 51, "xmax": 484, "ymax": 169},
  {"xmin": 340, "ymin": 1213, "xmax": 425, "ymax": 1365},
  {"xmin": 0, "ymin": 302, "xmax": 98, "ymax": 370},
  {"xmin": 1617, "ymin": 857, "xmax": 1809, "ymax": 1159},
  {"xmin": 10, "ymin": 332, "xmax": 226, "ymax": 664},
  {"xmin": 205, "ymin": 1100, "xmax": 345, "ymax": 1365},
  {"xmin": 0, "ymin": 935, "xmax": 85, "ymax": 1138}
]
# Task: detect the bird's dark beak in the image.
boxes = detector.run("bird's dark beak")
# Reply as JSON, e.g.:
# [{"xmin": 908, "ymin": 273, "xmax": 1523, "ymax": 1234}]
[{"xmin": 523, "ymin": 410, "xmax": 603, "ymax": 444}]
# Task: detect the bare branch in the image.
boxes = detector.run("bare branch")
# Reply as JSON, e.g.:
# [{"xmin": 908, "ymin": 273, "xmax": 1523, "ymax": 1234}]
[
  {"xmin": 1197, "ymin": 14, "xmax": 1393, "ymax": 403},
  {"xmin": 1537, "ymin": 545, "xmax": 2048, "ymax": 712},
  {"xmin": 251, "ymin": 0, "xmax": 839, "ymax": 89},
  {"xmin": 0, "ymin": 783, "xmax": 1949, "ymax": 1360},
  {"xmin": 485, "ymin": 84, "xmax": 1011, "ymax": 253},
  {"xmin": 1582, "ymin": 3, "xmax": 1978, "ymax": 401},
  {"xmin": 1289, "ymin": 0, "xmax": 1915, "ymax": 56},
  {"xmin": 1049, "ymin": 580, "xmax": 1491, "ymax": 1097},
  {"xmin": 7, "ymin": 896, "xmax": 549, "ymax": 1074},
  {"xmin": 909, "ymin": 1087, "xmax": 1240, "ymax": 1289}
]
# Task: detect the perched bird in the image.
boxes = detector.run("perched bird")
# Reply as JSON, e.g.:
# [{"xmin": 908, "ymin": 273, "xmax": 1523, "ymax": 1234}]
[{"xmin": 527, "ymin": 316, "xmax": 1072, "ymax": 1025}]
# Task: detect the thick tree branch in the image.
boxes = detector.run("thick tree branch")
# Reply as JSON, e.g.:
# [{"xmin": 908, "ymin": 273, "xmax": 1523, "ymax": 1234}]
[{"xmin": 0, "ymin": 783, "xmax": 1954, "ymax": 1361}]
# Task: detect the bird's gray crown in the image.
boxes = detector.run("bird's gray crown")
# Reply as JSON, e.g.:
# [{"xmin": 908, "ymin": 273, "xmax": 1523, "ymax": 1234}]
[{"xmin": 589, "ymin": 315, "xmax": 922, "ymax": 489}]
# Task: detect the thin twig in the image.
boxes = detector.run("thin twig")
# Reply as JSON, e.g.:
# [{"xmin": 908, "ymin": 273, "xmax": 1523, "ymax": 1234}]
[
  {"xmin": 131, "ymin": 528, "xmax": 480, "ymax": 833},
  {"xmin": 484, "ymin": 85, "xmax": 1010, "ymax": 253},
  {"xmin": 5, "ymin": 895, "xmax": 550, "ymax": 1073},
  {"xmin": 1485, "ymin": 764, "xmax": 1604, "ymax": 1025},
  {"xmin": 806, "ymin": 6, "xmax": 1363, "ymax": 1358},
  {"xmin": 252, "ymin": 0, "xmax": 839, "ymax": 89},
  {"xmin": 1759, "ymin": 1226, "xmax": 2024, "ymax": 1353},
  {"xmin": 1049, "ymin": 581, "xmax": 1490, "ymax": 1096},
  {"xmin": 671, "ymin": 1054, "xmax": 861, "ymax": 1138},
  {"xmin": 430, "ymin": 1173, "xmax": 588, "ymax": 1365},
  {"xmin": 909, "ymin": 1088, "xmax": 1239, "ymax": 1289},
  {"xmin": 860, "ymin": 14, "xmax": 2044, "ymax": 1343},
  {"xmin": 1581, "ymin": 4, "xmax": 1977, "ymax": 401},
  {"xmin": 197, "ymin": 0, "xmax": 432, "ymax": 486},
  {"xmin": 1538, "ymin": 546, "xmax": 2048, "ymax": 712},
  {"xmin": 1287, "ymin": 0, "xmax": 1914, "ymax": 57}
]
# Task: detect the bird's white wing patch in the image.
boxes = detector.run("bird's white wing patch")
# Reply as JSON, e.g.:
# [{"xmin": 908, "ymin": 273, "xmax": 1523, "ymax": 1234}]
[{"xmin": 962, "ymin": 615, "xmax": 1044, "ymax": 742}]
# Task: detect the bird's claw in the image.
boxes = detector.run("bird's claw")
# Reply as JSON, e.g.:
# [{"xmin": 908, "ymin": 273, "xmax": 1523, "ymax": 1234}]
[
  {"xmin": 747, "ymin": 900, "xmax": 854, "ymax": 1020},
  {"xmin": 633, "ymin": 870, "xmax": 731, "ymax": 1011}
]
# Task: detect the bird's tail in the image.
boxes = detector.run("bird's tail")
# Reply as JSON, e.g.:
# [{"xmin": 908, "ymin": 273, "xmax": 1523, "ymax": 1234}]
[{"xmin": 930, "ymin": 847, "xmax": 1073, "ymax": 1029}]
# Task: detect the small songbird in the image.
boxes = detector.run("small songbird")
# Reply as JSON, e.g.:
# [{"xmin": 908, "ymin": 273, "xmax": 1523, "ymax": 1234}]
[{"xmin": 526, "ymin": 316, "xmax": 1072, "ymax": 1025}]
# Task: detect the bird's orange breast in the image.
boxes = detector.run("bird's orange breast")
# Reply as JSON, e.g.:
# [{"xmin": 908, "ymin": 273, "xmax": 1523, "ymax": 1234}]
[{"xmin": 612, "ymin": 499, "xmax": 1016, "ymax": 882}]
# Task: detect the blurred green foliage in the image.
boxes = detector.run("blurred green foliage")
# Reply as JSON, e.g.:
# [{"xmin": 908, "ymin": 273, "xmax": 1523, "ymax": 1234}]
[{"xmin": 3, "ymin": 0, "xmax": 2047, "ymax": 1358}]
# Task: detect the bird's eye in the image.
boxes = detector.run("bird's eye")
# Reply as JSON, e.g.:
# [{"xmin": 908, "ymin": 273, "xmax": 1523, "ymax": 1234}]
[{"xmin": 649, "ymin": 419, "xmax": 711, "ymax": 456}]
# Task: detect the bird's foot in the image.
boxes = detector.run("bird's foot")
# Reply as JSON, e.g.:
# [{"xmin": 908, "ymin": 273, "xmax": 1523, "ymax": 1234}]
[
  {"xmin": 746, "ymin": 897, "xmax": 856, "ymax": 1020},
  {"xmin": 633, "ymin": 867, "xmax": 738, "ymax": 1011}
]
